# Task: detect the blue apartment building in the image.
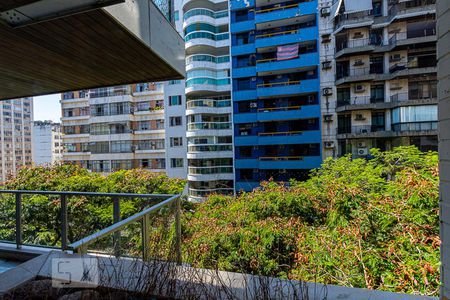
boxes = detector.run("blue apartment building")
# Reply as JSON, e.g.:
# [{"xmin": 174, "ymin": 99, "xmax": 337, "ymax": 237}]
[{"xmin": 229, "ymin": 0, "xmax": 322, "ymax": 191}]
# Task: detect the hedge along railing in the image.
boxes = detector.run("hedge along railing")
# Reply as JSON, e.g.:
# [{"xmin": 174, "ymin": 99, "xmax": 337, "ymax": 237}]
[{"xmin": 0, "ymin": 190, "xmax": 181, "ymax": 264}]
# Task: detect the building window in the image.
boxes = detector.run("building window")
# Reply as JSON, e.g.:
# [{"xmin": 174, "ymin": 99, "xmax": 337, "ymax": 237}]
[
  {"xmin": 174, "ymin": 10, "xmax": 179, "ymax": 21},
  {"xmin": 169, "ymin": 95, "xmax": 182, "ymax": 106},
  {"xmin": 170, "ymin": 116, "xmax": 182, "ymax": 126},
  {"xmin": 171, "ymin": 158, "xmax": 184, "ymax": 168},
  {"xmin": 170, "ymin": 137, "xmax": 183, "ymax": 147}
]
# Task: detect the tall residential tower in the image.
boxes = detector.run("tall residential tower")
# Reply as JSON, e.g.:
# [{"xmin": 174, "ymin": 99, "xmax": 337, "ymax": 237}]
[
  {"xmin": 181, "ymin": 0, "xmax": 235, "ymax": 200},
  {"xmin": 230, "ymin": 0, "xmax": 322, "ymax": 191}
]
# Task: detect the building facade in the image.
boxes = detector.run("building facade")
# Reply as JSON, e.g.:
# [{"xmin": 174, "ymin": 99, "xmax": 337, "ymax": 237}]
[
  {"xmin": 60, "ymin": 83, "xmax": 187, "ymax": 178},
  {"xmin": 181, "ymin": 0, "xmax": 235, "ymax": 200},
  {"xmin": 0, "ymin": 98, "xmax": 33, "ymax": 182},
  {"xmin": 32, "ymin": 121, "xmax": 63, "ymax": 165},
  {"xmin": 229, "ymin": 0, "xmax": 322, "ymax": 191},
  {"xmin": 319, "ymin": 0, "xmax": 437, "ymax": 159}
]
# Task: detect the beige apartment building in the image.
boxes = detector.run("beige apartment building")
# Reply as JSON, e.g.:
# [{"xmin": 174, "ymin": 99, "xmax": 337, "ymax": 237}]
[
  {"xmin": 319, "ymin": 0, "xmax": 437, "ymax": 158},
  {"xmin": 60, "ymin": 83, "xmax": 187, "ymax": 177}
]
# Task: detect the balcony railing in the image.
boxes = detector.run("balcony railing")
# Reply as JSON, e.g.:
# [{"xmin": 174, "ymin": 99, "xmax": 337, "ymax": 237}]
[
  {"xmin": 188, "ymin": 166, "xmax": 234, "ymax": 175},
  {"xmin": 338, "ymin": 125, "xmax": 385, "ymax": 135},
  {"xmin": 337, "ymin": 95, "xmax": 384, "ymax": 107},
  {"xmin": 183, "ymin": 9, "xmax": 228, "ymax": 20},
  {"xmin": 188, "ymin": 188, "xmax": 234, "ymax": 197},
  {"xmin": 390, "ymin": 91, "xmax": 437, "ymax": 102},
  {"xmin": 258, "ymin": 130, "xmax": 303, "ymax": 136},
  {"xmin": 336, "ymin": 38, "xmax": 383, "ymax": 52},
  {"xmin": 259, "ymin": 156, "xmax": 303, "ymax": 161},
  {"xmin": 255, "ymin": 28, "xmax": 299, "ymax": 39},
  {"xmin": 392, "ymin": 121, "xmax": 437, "ymax": 132},
  {"xmin": 258, "ymin": 105, "xmax": 302, "ymax": 112},
  {"xmin": 389, "ymin": 28, "xmax": 436, "ymax": 45},
  {"xmin": 0, "ymin": 190, "xmax": 181, "ymax": 262},
  {"xmin": 336, "ymin": 65, "xmax": 384, "ymax": 80},
  {"xmin": 389, "ymin": 60, "xmax": 437, "ymax": 73},
  {"xmin": 187, "ymin": 122, "xmax": 231, "ymax": 131},
  {"xmin": 257, "ymin": 80, "xmax": 301, "ymax": 88},
  {"xmin": 255, "ymin": 3, "xmax": 297, "ymax": 14},
  {"xmin": 188, "ymin": 144, "xmax": 233, "ymax": 152},
  {"xmin": 388, "ymin": 0, "xmax": 436, "ymax": 17},
  {"xmin": 186, "ymin": 99, "xmax": 231, "ymax": 108}
]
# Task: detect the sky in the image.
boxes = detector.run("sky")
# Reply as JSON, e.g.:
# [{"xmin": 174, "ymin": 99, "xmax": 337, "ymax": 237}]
[{"xmin": 33, "ymin": 94, "xmax": 62, "ymax": 122}]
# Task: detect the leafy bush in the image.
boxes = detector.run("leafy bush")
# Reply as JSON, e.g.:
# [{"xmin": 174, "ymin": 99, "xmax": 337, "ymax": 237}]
[{"xmin": 182, "ymin": 146, "xmax": 439, "ymax": 296}]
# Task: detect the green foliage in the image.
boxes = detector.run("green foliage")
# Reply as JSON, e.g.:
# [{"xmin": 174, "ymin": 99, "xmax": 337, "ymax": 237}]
[
  {"xmin": 0, "ymin": 164, "xmax": 185, "ymax": 247},
  {"xmin": 182, "ymin": 146, "xmax": 440, "ymax": 296}
]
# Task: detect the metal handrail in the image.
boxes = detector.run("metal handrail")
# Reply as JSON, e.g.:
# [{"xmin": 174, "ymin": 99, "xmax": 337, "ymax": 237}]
[
  {"xmin": 0, "ymin": 190, "xmax": 181, "ymax": 263},
  {"xmin": 258, "ymin": 130, "xmax": 303, "ymax": 136},
  {"xmin": 69, "ymin": 194, "xmax": 181, "ymax": 263},
  {"xmin": 259, "ymin": 156, "xmax": 304, "ymax": 161},
  {"xmin": 258, "ymin": 105, "xmax": 302, "ymax": 112}
]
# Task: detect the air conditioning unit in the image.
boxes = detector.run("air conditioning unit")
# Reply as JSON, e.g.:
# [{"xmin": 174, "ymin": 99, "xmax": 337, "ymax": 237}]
[
  {"xmin": 357, "ymin": 148, "xmax": 368, "ymax": 156},
  {"xmin": 354, "ymin": 85, "xmax": 365, "ymax": 93},
  {"xmin": 321, "ymin": 34, "xmax": 331, "ymax": 43},
  {"xmin": 324, "ymin": 141, "xmax": 335, "ymax": 148},
  {"xmin": 389, "ymin": 54, "xmax": 402, "ymax": 62},
  {"xmin": 355, "ymin": 114, "xmax": 366, "ymax": 121},
  {"xmin": 357, "ymin": 141, "xmax": 366, "ymax": 148},
  {"xmin": 322, "ymin": 61, "xmax": 332, "ymax": 70},
  {"xmin": 323, "ymin": 114, "xmax": 333, "ymax": 122},
  {"xmin": 322, "ymin": 87, "xmax": 333, "ymax": 96},
  {"xmin": 320, "ymin": 7, "xmax": 331, "ymax": 17},
  {"xmin": 249, "ymin": 102, "xmax": 258, "ymax": 108}
]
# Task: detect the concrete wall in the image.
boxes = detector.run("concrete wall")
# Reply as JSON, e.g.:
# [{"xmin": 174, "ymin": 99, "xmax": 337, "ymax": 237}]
[{"xmin": 438, "ymin": 0, "xmax": 450, "ymax": 298}]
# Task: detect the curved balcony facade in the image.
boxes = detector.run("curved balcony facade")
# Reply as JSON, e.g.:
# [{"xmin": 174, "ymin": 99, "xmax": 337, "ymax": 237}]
[{"xmin": 183, "ymin": 0, "xmax": 234, "ymax": 201}]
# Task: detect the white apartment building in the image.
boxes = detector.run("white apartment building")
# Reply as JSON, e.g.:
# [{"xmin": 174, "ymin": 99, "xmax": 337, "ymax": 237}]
[
  {"xmin": 180, "ymin": 0, "xmax": 235, "ymax": 201},
  {"xmin": 319, "ymin": 0, "xmax": 437, "ymax": 159},
  {"xmin": 0, "ymin": 98, "xmax": 33, "ymax": 182},
  {"xmin": 60, "ymin": 83, "xmax": 187, "ymax": 178},
  {"xmin": 32, "ymin": 121, "xmax": 63, "ymax": 165}
]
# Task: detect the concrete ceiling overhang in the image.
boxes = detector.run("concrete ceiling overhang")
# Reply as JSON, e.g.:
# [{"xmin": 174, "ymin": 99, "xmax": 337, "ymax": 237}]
[{"xmin": 0, "ymin": 0, "xmax": 185, "ymax": 100}]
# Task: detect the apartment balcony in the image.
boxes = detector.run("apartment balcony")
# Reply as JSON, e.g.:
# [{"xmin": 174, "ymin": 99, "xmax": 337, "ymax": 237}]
[
  {"xmin": 233, "ymin": 89, "xmax": 258, "ymax": 101},
  {"xmin": 232, "ymin": 66, "xmax": 257, "ymax": 78},
  {"xmin": 388, "ymin": 28, "xmax": 437, "ymax": 50},
  {"xmin": 335, "ymin": 96, "xmax": 389, "ymax": 112},
  {"xmin": 337, "ymin": 125, "xmax": 389, "ymax": 139},
  {"xmin": 186, "ymin": 122, "xmax": 232, "ymax": 138},
  {"xmin": 390, "ymin": 92, "xmax": 438, "ymax": 107},
  {"xmin": 256, "ymin": 78, "xmax": 319, "ymax": 97},
  {"xmin": 186, "ymin": 99, "xmax": 231, "ymax": 115},
  {"xmin": 256, "ymin": 52, "xmax": 318, "ymax": 74},
  {"xmin": 230, "ymin": 0, "xmax": 255, "ymax": 10},
  {"xmin": 188, "ymin": 187, "xmax": 234, "ymax": 199},
  {"xmin": 230, "ymin": 20, "xmax": 255, "ymax": 34},
  {"xmin": 235, "ymin": 156, "xmax": 322, "ymax": 169},
  {"xmin": 334, "ymin": 10, "xmax": 374, "ymax": 33},
  {"xmin": 183, "ymin": 9, "xmax": 228, "ymax": 29},
  {"xmin": 234, "ymin": 130, "xmax": 321, "ymax": 146},
  {"xmin": 234, "ymin": 104, "xmax": 320, "ymax": 123},
  {"xmin": 254, "ymin": 1, "xmax": 316, "ymax": 24},
  {"xmin": 335, "ymin": 66, "xmax": 386, "ymax": 85},
  {"xmin": 188, "ymin": 144, "xmax": 234, "ymax": 159},
  {"xmin": 389, "ymin": 63, "xmax": 437, "ymax": 80},
  {"xmin": 185, "ymin": 56, "xmax": 230, "ymax": 73},
  {"xmin": 184, "ymin": 32, "xmax": 229, "ymax": 51},
  {"xmin": 392, "ymin": 121, "xmax": 437, "ymax": 135},
  {"xmin": 187, "ymin": 166, "xmax": 234, "ymax": 181},
  {"xmin": 388, "ymin": 0, "xmax": 436, "ymax": 22},
  {"xmin": 335, "ymin": 38, "xmax": 383, "ymax": 59},
  {"xmin": 255, "ymin": 27, "xmax": 317, "ymax": 49},
  {"xmin": 185, "ymin": 78, "xmax": 231, "ymax": 94},
  {"xmin": 231, "ymin": 42, "xmax": 256, "ymax": 56}
]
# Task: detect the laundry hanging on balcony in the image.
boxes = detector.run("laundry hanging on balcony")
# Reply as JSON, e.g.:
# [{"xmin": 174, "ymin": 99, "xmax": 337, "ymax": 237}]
[{"xmin": 277, "ymin": 44, "xmax": 299, "ymax": 61}]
